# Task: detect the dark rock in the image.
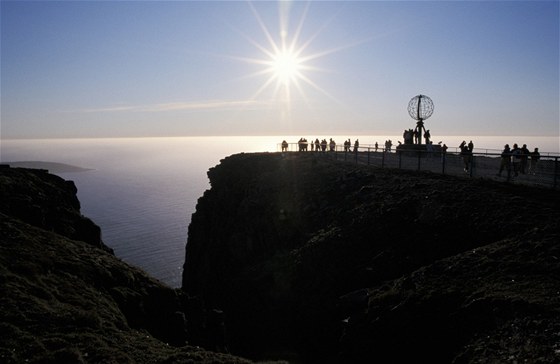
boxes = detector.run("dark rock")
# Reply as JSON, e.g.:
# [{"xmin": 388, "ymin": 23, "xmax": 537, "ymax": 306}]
[
  {"xmin": 0, "ymin": 167, "xmax": 108, "ymax": 251},
  {"xmin": 182, "ymin": 152, "xmax": 560, "ymax": 363},
  {"xmin": 0, "ymin": 166, "xmax": 255, "ymax": 364}
]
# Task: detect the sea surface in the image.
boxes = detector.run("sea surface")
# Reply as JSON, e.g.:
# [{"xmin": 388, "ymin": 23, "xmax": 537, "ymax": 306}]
[{"xmin": 1, "ymin": 135, "xmax": 558, "ymax": 287}]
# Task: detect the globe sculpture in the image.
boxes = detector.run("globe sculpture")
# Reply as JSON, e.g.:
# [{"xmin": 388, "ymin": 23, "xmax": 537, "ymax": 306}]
[{"xmin": 407, "ymin": 94, "xmax": 434, "ymax": 145}]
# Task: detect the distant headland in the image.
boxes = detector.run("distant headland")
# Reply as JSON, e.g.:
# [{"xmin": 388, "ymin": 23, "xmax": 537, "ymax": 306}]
[{"xmin": 3, "ymin": 161, "xmax": 94, "ymax": 173}]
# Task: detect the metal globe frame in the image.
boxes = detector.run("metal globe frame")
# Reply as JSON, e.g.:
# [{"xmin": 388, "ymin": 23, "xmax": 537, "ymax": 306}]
[{"xmin": 407, "ymin": 94, "xmax": 434, "ymax": 145}]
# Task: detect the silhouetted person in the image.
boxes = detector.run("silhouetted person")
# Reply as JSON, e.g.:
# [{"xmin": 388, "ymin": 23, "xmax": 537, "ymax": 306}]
[
  {"xmin": 374, "ymin": 142, "xmax": 378, "ymax": 152},
  {"xmin": 511, "ymin": 143, "xmax": 521, "ymax": 176},
  {"xmin": 424, "ymin": 130, "xmax": 431, "ymax": 145},
  {"xmin": 460, "ymin": 143, "xmax": 472, "ymax": 173},
  {"xmin": 520, "ymin": 144, "xmax": 530, "ymax": 174},
  {"xmin": 315, "ymin": 138, "xmax": 320, "ymax": 152},
  {"xmin": 403, "ymin": 129, "xmax": 412, "ymax": 145},
  {"xmin": 529, "ymin": 147, "xmax": 540, "ymax": 175},
  {"xmin": 467, "ymin": 140, "xmax": 474, "ymax": 152},
  {"xmin": 329, "ymin": 138, "xmax": 336, "ymax": 151},
  {"xmin": 353, "ymin": 139, "xmax": 359, "ymax": 153},
  {"xmin": 281, "ymin": 140, "xmax": 288, "ymax": 152},
  {"xmin": 402, "ymin": 129, "xmax": 410, "ymax": 145},
  {"xmin": 385, "ymin": 139, "xmax": 392, "ymax": 152},
  {"xmin": 498, "ymin": 144, "xmax": 511, "ymax": 177}
]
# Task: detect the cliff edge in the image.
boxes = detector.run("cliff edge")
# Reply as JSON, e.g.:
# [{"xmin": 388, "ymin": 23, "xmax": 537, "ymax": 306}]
[
  {"xmin": 0, "ymin": 166, "xmax": 253, "ymax": 364},
  {"xmin": 182, "ymin": 152, "xmax": 560, "ymax": 363}
]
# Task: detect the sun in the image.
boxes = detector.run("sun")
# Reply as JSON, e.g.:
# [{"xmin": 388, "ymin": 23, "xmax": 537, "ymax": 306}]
[
  {"xmin": 269, "ymin": 48, "xmax": 303, "ymax": 87},
  {"xmin": 233, "ymin": 2, "xmax": 330, "ymax": 105},
  {"xmin": 233, "ymin": 2, "xmax": 362, "ymax": 109}
]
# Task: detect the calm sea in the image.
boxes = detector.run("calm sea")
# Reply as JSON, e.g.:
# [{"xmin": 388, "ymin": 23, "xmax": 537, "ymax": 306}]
[{"xmin": 1, "ymin": 135, "xmax": 558, "ymax": 287}]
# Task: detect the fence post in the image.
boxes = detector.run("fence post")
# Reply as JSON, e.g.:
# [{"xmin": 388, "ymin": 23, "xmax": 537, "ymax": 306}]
[{"xmin": 554, "ymin": 157, "xmax": 559, "ymax": 189}]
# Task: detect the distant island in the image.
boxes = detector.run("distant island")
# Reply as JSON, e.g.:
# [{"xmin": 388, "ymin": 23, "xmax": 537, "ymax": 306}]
[{"xmin": 3, "ymin": 161, "xmax": 94, "ymax": 173}]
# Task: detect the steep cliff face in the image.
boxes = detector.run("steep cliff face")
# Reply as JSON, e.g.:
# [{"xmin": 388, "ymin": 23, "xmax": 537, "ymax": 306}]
[
  {"xmin": 182, "ymin": 153, "xmax": 560, "ymax": 362},
  {"xmin": 0, "ymin": 166, "xmax": 107, "ymax": 251},
  {"xmin": 0, "ymin": 166, "xmax": 254, "ymax": 364}
]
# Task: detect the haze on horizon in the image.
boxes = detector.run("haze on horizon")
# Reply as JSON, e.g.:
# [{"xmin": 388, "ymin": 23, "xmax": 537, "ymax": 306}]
[{"xmin": 1, "ymin": 1, "xmax": 558, "ymax": 140}]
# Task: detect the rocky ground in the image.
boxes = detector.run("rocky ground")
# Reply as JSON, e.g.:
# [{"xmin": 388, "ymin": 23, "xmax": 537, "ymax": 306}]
[
  {"xmin": 1, "ymin": 153, "xmax": 559, "ymax": 364},
  {"xmin": 0, "ymin": 166, "xmax": 258, "ymax": 364},
  {"xmin": 183, "ymin": 152, "xmax": 560, "ymax": 363}
]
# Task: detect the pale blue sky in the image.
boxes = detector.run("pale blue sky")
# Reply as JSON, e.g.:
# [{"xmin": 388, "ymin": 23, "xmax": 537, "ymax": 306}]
[{"xmin": 1, "ymin": 1, "xmax": 558, "ymax": 139}]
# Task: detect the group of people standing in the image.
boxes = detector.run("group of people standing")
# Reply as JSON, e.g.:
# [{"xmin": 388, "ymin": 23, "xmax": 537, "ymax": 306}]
[
  {"xmin": 403, "ymin": 129, "xmax": 431, "ymax": 145},
  {"xmin": 282, "ymin": 138, "xmax": 360, "ymax": 153},
  {"xmin": 343, "ymin": 139, "xmax": 359, "ymax": 153},
  {"xmin": 281, "ymin": 138, "xmax": 543, "ymax": 179},
  {"xmin": 282, "ymin": 138, "xmax": 396, "ymax": 153},
  {"xmin": 383, "ymin": 140, "xmax": 393, "ymax": 152},
  {"xmin": 281, "ymin": 138, "xmax": 399, "ymax": 154},
  {"xmin": 498, "ymin": 143, "xmax": 540, "ymax": 177},
  {"xmin": 366, "ymin": 140, "xmax": 393, "ymax": 153},
  {"xmin": 460, "ymin": 140, "xmax": 541, "ymax": 177}
]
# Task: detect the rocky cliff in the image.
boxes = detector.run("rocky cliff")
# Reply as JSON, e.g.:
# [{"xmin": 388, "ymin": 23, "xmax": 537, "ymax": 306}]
[
  {"xmin": 0, "ymin": 166, "xmax": 254, "ymax": 364},
  {"xmin": 182, "ymin": 153, "xmax": 560, "ymax": 363}
]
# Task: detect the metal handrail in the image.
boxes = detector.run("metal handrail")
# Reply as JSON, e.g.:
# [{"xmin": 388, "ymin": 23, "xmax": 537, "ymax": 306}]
[{"xmin": 277, "ymin": 142, "xmax": 560, "ymax": 189}]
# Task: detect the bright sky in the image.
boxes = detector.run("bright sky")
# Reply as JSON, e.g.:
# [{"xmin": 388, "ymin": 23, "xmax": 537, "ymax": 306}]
[{"xmin": 1, "ymin": 1, "xmax": 558, "ymax": 139}]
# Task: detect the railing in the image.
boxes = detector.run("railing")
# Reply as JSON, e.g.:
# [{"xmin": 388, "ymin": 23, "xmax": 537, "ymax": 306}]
[{"xmin": 278, "ymin": 142, "xmax": 560, "ymax": 190}]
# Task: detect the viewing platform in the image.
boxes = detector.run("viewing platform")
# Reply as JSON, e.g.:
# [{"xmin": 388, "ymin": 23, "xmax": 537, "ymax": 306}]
[{"xmin": 277, "ymin": 141, "xmax": 560, "ymax": 190}]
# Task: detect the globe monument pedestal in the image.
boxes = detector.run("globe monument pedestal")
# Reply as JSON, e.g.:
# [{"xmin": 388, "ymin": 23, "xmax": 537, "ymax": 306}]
[{"xmin": 396, "ymin": 94, "xmax": 441, "ymax": 154}]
